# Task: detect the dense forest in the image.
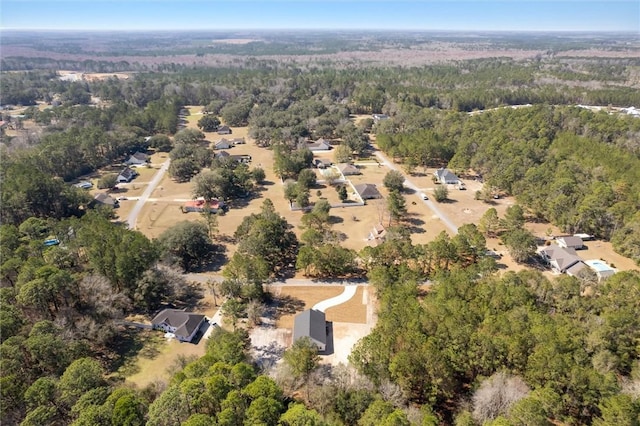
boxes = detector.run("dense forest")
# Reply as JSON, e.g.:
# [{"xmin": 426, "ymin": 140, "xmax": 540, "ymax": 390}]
[{"xmin": 2, "ymin": 32, "xmax": 640, "ymax": 425}]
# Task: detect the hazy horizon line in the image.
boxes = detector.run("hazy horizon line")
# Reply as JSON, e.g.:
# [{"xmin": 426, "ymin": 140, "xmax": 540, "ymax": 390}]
[{"xmin": 2, "ymin": 27, "xmax": 637, "ymax": 34}]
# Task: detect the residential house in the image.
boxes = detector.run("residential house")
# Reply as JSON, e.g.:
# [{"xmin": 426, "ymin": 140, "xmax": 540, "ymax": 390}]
[
  {"xmin": 556, "ymin": 236, "xmax": 585, "ymax": 250},
  {"xmin": 307, "ymin": 139, "xmax": 332, "ymax": 151},
  {"xmin": 93, "ymin": 193, "xmax": 119, "ymax": 208},
  {"xmin": 215, "ymin": 151, "xmax": 231, "ymax": 159},
  {"xmin": 214, "ymin": 139, "xmax": 233, "ymax": 150},
  {"xmin": 293, "ymin": 309, "xmax": 327, "ymax": 352},
  {"xmin": 566, "ymin": 261, "xmax": 588, "ymax": 278},
  {"xmin": 125, "ymin": 151, "xmax": 149, "ymax": 166},
  {"xmin": 182, "ymin": 198, "xmax": 225, "ymax": 213},
  {"xmin": 539, "ymin": 245, "xmax": 582, "ymax": 274},
  {"xmin": 368, "ymin": 223, "xmax": 387, "ymax": 241},
  {"xmin": 117, "ymin": 167, "xmax": 137, "ymax": 183},
  {"xmin": 433, "ymin": 168, "xmax": 460, "ymax": 185},
  {"xmin": 230, "ymin": 154, "xmax": 252, "ymax": 164},
  {"xmin": 354, "ymin": 183, "xmax": 382, "ymax": 200},
  {"xmin": 372, "ymin": 113, "xmax": 389, "ymax": 122},
  {"xmin": 584, "ymin": 259, "xmax": 616, "ymax": 280},
  {"xmin": 151, "ymin": 309, "xmax": 206, "ymax": 343},
  {"xmin": 217, "ymin": 125, "xmax": 232, "ymax": 135},
  {"xmin": 337, "ymin": 163, "xmax": 360, "ymax": 176},
  {"xmin": 314, "ymin": 158, "xmax": 333, "ymax": 169}
]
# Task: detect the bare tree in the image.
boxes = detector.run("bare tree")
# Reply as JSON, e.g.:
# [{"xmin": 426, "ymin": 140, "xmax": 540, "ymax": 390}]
[
  {"xmin": 472, "ymin": 371, "xmax": 530, "ymax": 424},
  {"xmin": 246, "ymin": 299, "xmax": 266, "ymax": 326}
]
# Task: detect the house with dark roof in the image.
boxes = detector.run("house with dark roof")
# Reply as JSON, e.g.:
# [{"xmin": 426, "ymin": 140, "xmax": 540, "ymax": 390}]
[
  {"xmin": 151, "ymin": 309, "xmax": 206, "ymax": 343},
  {"xmin": 433, "ymin": 168, "xmax": 460, "ymax": 185},
  {"xmin": 117, "ymin": 167, "xmax": 137, "ymax": 183},
  {"xmin": 125, "ymin": 151, "xmax": 149, "ymax": 166},
  {"xmin": 337, "ymin": 163, "xmax": 360, "ymax": 176},
  {"xmin": 93, "ymin": 193, "xmax": 119, "ymax": 208},
  {"xmin": 314, "ymin": 158, "xmax": 333, "ymax": 169},
  {"xmin": 217, "ymin": 125, "xmax": 232, "ymax": 135},
  {"xmin": 307, "ymin": 139, "xmax": 332, "ymax": 151},
  {"xmin": 293, "ymin": 309, "xmax": 327, "ymax": 351},
  {"xmin": 230, "ymin": 154, "xmax": 252, "ymax": 164},
  {"xmin": 215, "ymin": 151, "xmax": 231, "ymax": 159},
  {"xmin": 354, "ymin": 183, "xmax": 382, "ymax": 200},
  {"xmin": 556, "ymin": 236, "xmax": 585, "ymax": 250}
]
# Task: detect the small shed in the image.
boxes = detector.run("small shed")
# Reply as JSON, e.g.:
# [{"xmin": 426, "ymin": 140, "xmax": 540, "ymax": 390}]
[{"xmin": 293, "ymin": 309, "xmax": 327, "ymax": 352}]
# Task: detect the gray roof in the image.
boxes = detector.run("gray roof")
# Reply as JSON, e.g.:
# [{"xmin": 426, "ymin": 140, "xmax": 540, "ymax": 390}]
[
  {"xmin": 337, "ymin": 163, "xmax": 360, "ymax": 175},
  {"xmin": 151, "ymin": 309, "xmax": 205, "ymax": 340},
  {"xmin": 93, "ymin": 193, "xmax": 117, "ymax": 206},
  {"xmin": 566, "ymin": 261, "xmax": 588, "ymax": 277},
  {"xmin": 541, "ymin": 245, "xmax": 582, "ymax": 272},
  {"xmin": 557, "ymin": 236, "xmax": 584, "ymax": 248},
  {"xmin": 434, "ymin": 168, "xmax": 459, "ymax": 183},
  {"xmin": 293, "ymin": 309, "xmax": 326, "ymax": 347},
  {"xmin": 354, "ymin": 183, "xmax": 382, "ymax": 199}
]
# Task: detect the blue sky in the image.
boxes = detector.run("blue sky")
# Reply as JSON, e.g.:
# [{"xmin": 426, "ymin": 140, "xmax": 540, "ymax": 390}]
[{"xmin": 1, "ymin": 1, "xmax": 638, "ymax": 32}]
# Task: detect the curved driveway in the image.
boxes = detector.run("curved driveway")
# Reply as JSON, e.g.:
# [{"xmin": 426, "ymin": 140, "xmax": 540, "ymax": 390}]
[
  {"xmin": 127, "ymin": 159, "xmax": 171, "ymax": 230},
  {"xmin": 312, "ymin": 285, "xmax": 358, "ymax": 312}
]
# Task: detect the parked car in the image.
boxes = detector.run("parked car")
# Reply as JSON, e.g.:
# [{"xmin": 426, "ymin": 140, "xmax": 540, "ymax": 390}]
[{"xmin": 420, "ymin": 193, "xmax": 429, "ymax": 200}]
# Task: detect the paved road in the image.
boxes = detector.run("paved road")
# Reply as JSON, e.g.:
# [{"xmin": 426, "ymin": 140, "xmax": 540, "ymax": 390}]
[
  {"xmin": 184, "ymin": 272, "xmax": 368, "ymax": 287},
  {"xmin": 373, "ymin": 150, "xmax": 459, "ymax": 234},
  {"xmin": 126, "ymin": 159, "xmax": 170, "ymax": 230}
]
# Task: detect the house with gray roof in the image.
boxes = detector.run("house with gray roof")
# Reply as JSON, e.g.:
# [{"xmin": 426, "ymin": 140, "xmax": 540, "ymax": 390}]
[
  {"xmin": 539, "ymin": 245, "xmax": 582, "ymax": 274},
  {"xmin": 433, "ymin": 168, "xmax": 460, "ymax": 185},
  {"xmin": 307, "ymin": 139, "xmax": 332, "ymax": 151},
  {"xmin": 337, "ymin": 163, "xmax": 360, "ymax": 176},
  {"xmin": 151, "ymin": 309, "xmax": 206, "ymax": 343},
  {"xmin": 556, "ymin": 236, "xmax": 585, "ymax": 250},
  {"xmin": 354, "ymin": 183, "xmax": 382, "ymax": 200},
  {"xmin": 125, "ymin": 151, "xmax": 149, "ymax": 166},
  {"xmin": 92, "ymin": 193, "xmax": 118, "ymax": 208},
  {"xmin": 293, "ymin": 309, "xmax": 327, "ymax": 351}
]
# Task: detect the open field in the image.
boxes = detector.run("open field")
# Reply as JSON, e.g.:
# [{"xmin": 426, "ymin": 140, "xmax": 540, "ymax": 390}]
[
  {"xmin": 274, "ymin": 286, "xmax": 344, "ymax": 329},
  {"xmin": 324, "ymin": 285, "xmax": 368, "ymax": 324}
]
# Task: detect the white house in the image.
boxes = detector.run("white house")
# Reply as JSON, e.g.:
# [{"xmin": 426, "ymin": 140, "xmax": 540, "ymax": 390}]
[
  {"xmin": 214, "ymin": 139, "xmax": 233, "ymax": 150},
  {"xmin": 125, "ymin": 152, "xmax": 149, "ymax": 166},
  {"xmin": 151, "ymin": 309, "xmax": 206, "ymax": 343},
  {"xmin": 117, "ymin": 167, "xmax": 137, "ymax": 183},
  {"xmin": 539, "ymin": 245, "xmax": 582, "ymax": 274},
  {"xmin": 557, "ymin": 236, "xmax": 585, "ymax": 250},
  {"xmin": 433, "ymin": 168, "xmax": 459, "ymax": 185}
]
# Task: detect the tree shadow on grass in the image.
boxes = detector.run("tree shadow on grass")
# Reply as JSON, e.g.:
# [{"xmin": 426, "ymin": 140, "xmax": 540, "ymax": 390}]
[
  {"xmin": 404, "ymin": 216, "xmax": 426, "ymax": 234},
  {"xmin": 108, "ymin": 328, "xmax": 164, "ymax": 377},
  {"xmin": 272, "ymin": 294, "xmax": 306, "ymax": 319}
]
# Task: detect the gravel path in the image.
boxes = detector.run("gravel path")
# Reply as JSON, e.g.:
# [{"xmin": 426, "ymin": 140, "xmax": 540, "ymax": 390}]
[{"xmin": 126, "ymin": 159, "xmax": 170, "ymax": 230}]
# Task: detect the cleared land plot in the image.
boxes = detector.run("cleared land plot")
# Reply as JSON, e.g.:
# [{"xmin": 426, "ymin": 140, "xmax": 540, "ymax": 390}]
[
  {"xmin": 273, "ymin": 286, "xmax": 344, "ymax": 329},
  {"xmin": 324, "ymin": 286, "xmax": 367, "ymax": 324}
]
